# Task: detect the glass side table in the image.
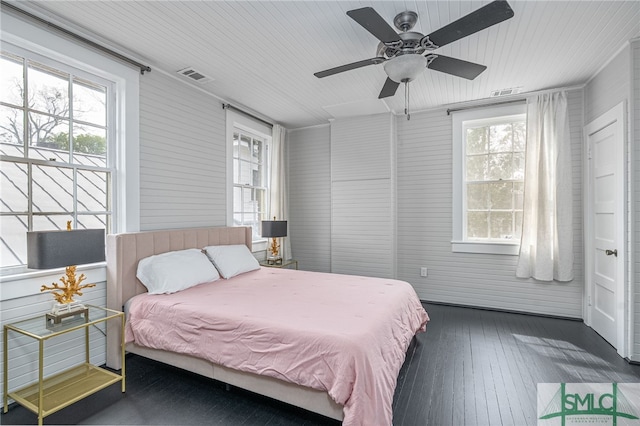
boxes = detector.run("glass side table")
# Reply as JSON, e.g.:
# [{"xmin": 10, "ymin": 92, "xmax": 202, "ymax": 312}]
[
  {"xmin": 3, "ymin": 305, "xmax": 125, "ymax": 425},
  {"xmin": 260, "ymin": 259, "xmax": 298, "ymax": 270}
]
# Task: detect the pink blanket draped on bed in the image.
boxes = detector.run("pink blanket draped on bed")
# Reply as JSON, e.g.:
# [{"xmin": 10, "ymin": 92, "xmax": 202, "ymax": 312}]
[{"xmin": 125, "ymin": 267, "xmax": 429, "ymax": 426}]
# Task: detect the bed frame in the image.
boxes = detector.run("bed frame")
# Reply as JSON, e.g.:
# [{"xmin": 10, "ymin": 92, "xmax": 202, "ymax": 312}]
[{"xmin": 106, "ymin": 226, "xmax": 343, "ymax": 421}]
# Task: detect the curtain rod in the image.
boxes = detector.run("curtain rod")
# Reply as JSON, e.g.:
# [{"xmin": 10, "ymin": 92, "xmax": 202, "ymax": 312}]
[
  {"xmin": 222, "ymin": 103, "xmax": 273, "ymax": 128},
  {"xmin": 1, "ymin": 0, "xmax": 152, "ymax": 75},
  {"xmin": 446, "ymin": 98, "xmax": 525, "ymax": 116}
]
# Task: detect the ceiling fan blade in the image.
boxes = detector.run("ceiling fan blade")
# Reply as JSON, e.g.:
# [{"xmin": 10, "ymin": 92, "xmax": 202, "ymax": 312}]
[
  {"xmin": 427, "ymin": 55, "xmax": 487, "ymax": 80},
  {"xmin": 347, "ymin": 7, "xmax": 402, "ymax": 43},
  {"xmin": 378, "ymin": 78, "xmax": 400, "ymax": 99},
  {"xmin": 314, "ymin": 57, "xmax": 385, "ymax": 78},
  {"xmin": 425, "ymin": 0, "xmax": 514, "ymax": 48}
]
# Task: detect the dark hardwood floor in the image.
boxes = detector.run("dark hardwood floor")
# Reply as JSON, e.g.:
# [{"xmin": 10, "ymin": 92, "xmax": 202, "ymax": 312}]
[{"xmin": 3, "ymin": 303, "xmax": 640, "ymax": 425}]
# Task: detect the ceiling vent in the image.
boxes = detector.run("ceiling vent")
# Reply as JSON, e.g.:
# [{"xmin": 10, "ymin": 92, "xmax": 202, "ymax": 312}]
[
  {"xmin": 490, "ymin": 87, "xmax": 522, "ymax": 97},
  {"xmin": 177, "ymin": 67, "xmax": 213, "ymax": 84}
]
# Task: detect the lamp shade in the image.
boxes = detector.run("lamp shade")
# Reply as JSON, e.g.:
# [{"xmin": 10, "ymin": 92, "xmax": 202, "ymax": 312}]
[
  {"xmin": 27, "ymin": 229, "xmax": 105, "ymax": 269},
  {"xmin": 261, "ymin": 221, "xmax": 287, "ymax": 238},
  {"xmin": 383, "ymin": 54, "xmax": 428, "ymax": 83}
]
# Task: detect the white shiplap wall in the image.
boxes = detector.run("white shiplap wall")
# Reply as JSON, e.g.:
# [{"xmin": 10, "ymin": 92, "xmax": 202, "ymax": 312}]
[
  {"xmin": 287, "ymin": 125, "xmax": 332, "ymax": 272},
  {"xmin": 330, "ymin": 114, "xmax": 395, "ymax": 279},
  {"xmin": 395, "ymin": 90, "xmax": 585, "ymax": 318},
  {"xmin": 585, "ymin": 45, "xmax": 631, "ymax": 124},
  {"xmin": 632, "ymin": 39, "xmax": 640, "ymax": 361},
  {"xmin": 140, "ymin": 71, "xmax": 227, "ymax": 230}
]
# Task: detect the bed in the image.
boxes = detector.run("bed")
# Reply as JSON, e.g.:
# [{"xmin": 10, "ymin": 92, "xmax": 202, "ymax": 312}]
[{"xmin": 106, "ymin": 226, "xmax": 428, "ymax": 425}]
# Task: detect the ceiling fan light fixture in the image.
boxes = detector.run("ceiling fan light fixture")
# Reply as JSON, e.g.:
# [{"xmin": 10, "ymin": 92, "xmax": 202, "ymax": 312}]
[{"xmin": 383, "ymin": 55, "xmax": 427, "ymax": 83}]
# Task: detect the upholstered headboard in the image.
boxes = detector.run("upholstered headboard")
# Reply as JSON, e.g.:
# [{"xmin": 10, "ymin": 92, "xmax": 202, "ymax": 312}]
[{"xmin": 105, "ymin": 226, "xmax": 252, "ymax": 369}]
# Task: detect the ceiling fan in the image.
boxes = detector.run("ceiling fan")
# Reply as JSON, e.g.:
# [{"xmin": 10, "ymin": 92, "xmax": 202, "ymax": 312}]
[{"xmin": 314, "ymin": 0, "xmax": 515, "ymax": 111}]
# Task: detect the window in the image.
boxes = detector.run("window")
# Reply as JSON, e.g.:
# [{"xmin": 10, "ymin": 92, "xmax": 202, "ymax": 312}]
[
  {"xmin": 232, "ymin": 128, "xmax": 269, "ymax": 241},
  {"xmin": 452, "ymin": 104, "xmax": 526, "ymax": 255},
  {"xmin": 0, "ymin": 49, "xmax": 114, "ymax": 271}
]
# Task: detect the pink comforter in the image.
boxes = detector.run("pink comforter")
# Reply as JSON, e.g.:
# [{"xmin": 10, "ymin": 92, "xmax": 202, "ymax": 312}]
[{"xmin": 125, "ymin": 267, "xmax": 429, "ymax": 426}]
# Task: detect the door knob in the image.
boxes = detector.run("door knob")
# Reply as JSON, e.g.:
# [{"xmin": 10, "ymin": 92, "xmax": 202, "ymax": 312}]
[{"xmin": 605, "ymin": 249, "xmax": 618, "ymax": 257}]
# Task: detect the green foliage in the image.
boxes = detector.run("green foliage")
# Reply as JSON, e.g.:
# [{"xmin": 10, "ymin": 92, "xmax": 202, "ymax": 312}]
[{"xmin": 48, "ymin": 132, "xmax": 106, "ymax": 155}]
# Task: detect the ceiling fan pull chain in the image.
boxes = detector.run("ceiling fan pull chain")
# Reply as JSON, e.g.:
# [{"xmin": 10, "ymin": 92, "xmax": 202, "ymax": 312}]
[{"xmin": 405, "ymin": 81, "xmax": 411, "ymax": 121}]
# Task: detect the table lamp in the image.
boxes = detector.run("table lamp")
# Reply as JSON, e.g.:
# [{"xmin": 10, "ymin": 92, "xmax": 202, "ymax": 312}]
[
  {"xmin": 261, "ymin": 218, "xmax": 287, "ymax": 264},
  {"xmin": 27, "ymin": 223, "xmax": 105, "ymax": 324}
]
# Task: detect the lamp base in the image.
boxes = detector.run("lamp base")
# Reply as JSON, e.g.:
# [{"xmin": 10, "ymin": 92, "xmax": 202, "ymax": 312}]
[
  {"xmin": 266, "ymin": 256, "xmax": 283, "ymax": 265},
  {"xmin": 46, "ymin": 301, "xmax": 88, "ymax": 328}
]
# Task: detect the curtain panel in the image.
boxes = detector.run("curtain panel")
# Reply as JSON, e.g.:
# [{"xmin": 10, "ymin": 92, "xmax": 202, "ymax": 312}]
[
  {"xmin": 268, "ymin": 124, "xmax": 291, "ymax": 260},
  {"xmin": 516, "ymin": 91, "xmax": 573, "ymax": 282}
]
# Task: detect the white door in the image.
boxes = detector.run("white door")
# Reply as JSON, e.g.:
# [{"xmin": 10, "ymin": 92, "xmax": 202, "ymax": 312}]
[{"xmin": 585, "ymin": 102, "xmax": 625, "ymax": 355}]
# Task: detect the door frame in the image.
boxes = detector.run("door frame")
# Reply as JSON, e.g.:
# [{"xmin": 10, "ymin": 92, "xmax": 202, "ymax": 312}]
[{"xmin": 583, "ymin": 101, "xmax": 629, "ymax": 357}]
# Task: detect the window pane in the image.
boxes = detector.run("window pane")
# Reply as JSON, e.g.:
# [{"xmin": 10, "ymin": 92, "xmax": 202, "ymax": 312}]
[
  {"xmin": 513, "ymin": 152, "xmax": 525, "ymax": 179},
  {"xmin": 238, "ymin": 160, "xmax": 251, "ymax": 185},
  {"xmin": 488, "ymin": 182, "xmax": 513, "ymax": 210},
  {"xmin": 252, "ymin": 139, "xmax": 263, "ymax": 162},
  {"xmin": 489, "ymin": 124, "xmax": 513, "ymax": 153},
  {"xmin": 513, "ymin": 122, "xmax": 526, "ymax": 152},
  {"xmin": 77, "ymin": 214, "xmax": 108, "ymax": 230},
  {"xmin": 28, "ymin": 112, "xmax": 69, "ymax": 160},
  {"xmin": 0, "ymin": 161, "xmax": 28, "ymax": 212},
  {"xmin": 28, "ymin": 62, "xmax": 69, "ymax": 117},
  {"xmin": 466, "ymin": 155, "xmax": 487, "ymax": 181},
  {"xmin": 239, "ymin": 135, "xmax": 251, "ymax": 161},
  {"xmin": 0, "ymin": 215, "xmax": 28, "ymax": 267},
  {"xmin": 490, "ymin": 212, "xmax": 514, "ymax": 239},
  {"xmin": 233, "ymin": 133, "xmax": 240, "ymax": 158},
  {"xmin": 256, "ymin": 188, "xmax": 266, "ymax": 221},
  {"xmin": 1, "ymin": 53, "xmax": 24, "ymax": 106},
  {"xmin": 242, "ymin": 187, "xmax": 253, "ymax": 214},
  {"xmin": 487, "ymin": 153, "xmax": 513, "ymax": 180},
  {"xmin": 73, "ymin": 124, "xmax": 106, "ymax": 166},
  {"xmin": 514, "ymin": 182, "xmax": 524, "ymax": 208},
  {"xmin": 233, "ymin": 213, "xmax": 242, "ymax": 227},
  {"xmin": 0, "ymin": 105, "xmax": 24, "ymax": 156},
  {"xmin": 467, "ymin": 183, "xmax": 488, "ymax": 210},
  {"xmin": 32, "ymin": 165, "xmax": 73, "ymax": 212},
  {"xmin": 73, "ymin": 78, "xmax": 106, "ymax": 126},
  {"xmin": 467, "ymin": 211, "xmax": 488, "ymax": 239},
  {"xmin": 252, "ymin": 163, "xmax": 263, "ymax": 187},
  {"xmin": 33, "ymin": 215, "xmax": 72, "ymax": 231},
  {"xmin": 233, "ymin": 186, "xmax": 242, "ymax": 211},
  {"xmin": 77, "ymin": 170, "xmax": 108, "ymax": 212},
  {"xmin": 466, "ymin": 127, "xmax": 487, "ymax": 155},
  {"xmin": 515, "ymin": 211, "xmax": 523, "ymax": 240}
]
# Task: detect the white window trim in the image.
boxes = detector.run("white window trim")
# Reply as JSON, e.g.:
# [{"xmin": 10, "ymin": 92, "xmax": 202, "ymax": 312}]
[
  {"xmin": 225, "ymin": 109, "xmax": 272, "ymax": 252},
  {"xmin": 0, "ymin": 11, "xmax": 139, "ymax": 288},
  {"xmin": 452, "ymin": 103, "xmax": 526, "ymax": 255}
]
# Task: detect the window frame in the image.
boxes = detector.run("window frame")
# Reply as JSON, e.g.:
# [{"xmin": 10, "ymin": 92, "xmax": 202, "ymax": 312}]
[
  {"xmin": 225, "ymin": 110, "xmax": 272, "ymax": 249},
  {"xmin": 0, "ymin": 12, "xmax": 140, "ymax": 280},
  {"xmin": 231, "ymin": 127, "xmax": 269, "ymax": 241},
  {"xmin": 452, "ymin": 103, "xmax": 526, "ymax": 255}
]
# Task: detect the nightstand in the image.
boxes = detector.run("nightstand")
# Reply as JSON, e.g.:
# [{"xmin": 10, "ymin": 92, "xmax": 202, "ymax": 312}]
[
  {"xmin": 3, "ymin": 305, "xmax": 125, "ymax": 425},
  {"xmin": 260, "ymin": 259, "xmax": 298, "ymax": 270}
]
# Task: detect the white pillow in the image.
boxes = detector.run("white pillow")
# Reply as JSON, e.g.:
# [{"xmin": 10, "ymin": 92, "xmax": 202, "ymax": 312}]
[
  {"xmin": 203, "ymin": 244, "xmax": 260, "ymax": 279},
  {"xmin": 136, "ymin": 249, "xmax": 220, "ymax": 294}
]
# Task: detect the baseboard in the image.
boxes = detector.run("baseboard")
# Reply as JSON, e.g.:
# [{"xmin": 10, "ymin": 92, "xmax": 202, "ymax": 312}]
[{"xmin": 420, "ymin": 299, "xmax": 583, "ymax": 322}]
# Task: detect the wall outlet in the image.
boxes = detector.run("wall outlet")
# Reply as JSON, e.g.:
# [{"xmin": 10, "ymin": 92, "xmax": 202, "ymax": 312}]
[{"xmin": 420, "ymin": 267, "xmax": 428, "ymax": 277}]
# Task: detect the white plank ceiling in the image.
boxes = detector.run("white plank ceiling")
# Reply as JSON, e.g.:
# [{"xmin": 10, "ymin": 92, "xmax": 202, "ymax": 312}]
[{"xmin": 8, "ymin": 0, "xmax": 640, "ymax": 129}]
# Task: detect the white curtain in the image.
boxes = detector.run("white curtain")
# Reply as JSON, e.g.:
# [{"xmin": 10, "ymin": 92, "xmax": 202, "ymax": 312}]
[
  {"xmin": 268, "ymin": 124, "xmax": 291, "ymax": 260},
  {"xmin": 516, "ymin": 91, "xmax": 573, "ymax": 281}
]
